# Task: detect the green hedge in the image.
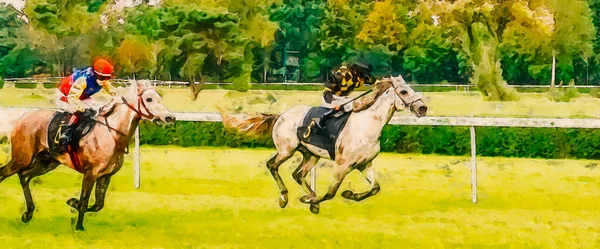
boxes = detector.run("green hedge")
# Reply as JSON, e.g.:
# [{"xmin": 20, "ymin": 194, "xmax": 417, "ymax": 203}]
[
  {"xmin": 4, "ymin": 121, "xmax": 599, "ymax": 159},
  {"xmin": 136, "ymin": 121, "xmax": 600, "ymax": 160},
  {"xmin": 139, "ymin": 121, "xmax": 275, "ymax": 148}
]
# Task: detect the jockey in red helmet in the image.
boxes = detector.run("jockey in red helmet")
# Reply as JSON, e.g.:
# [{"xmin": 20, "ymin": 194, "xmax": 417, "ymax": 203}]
[{"xmin": 55, "ymin": 59, "xmax": 118, "ymax": 152}]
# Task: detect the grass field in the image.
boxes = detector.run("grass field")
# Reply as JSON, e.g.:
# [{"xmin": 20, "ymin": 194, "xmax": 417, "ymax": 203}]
[
  {"xmin": 0, "ymin": 145, "xmax": 599, "ymax": 248},
  {"xmin": 1, "ymin": 86, "xmax": 600, "ymax": 118}
]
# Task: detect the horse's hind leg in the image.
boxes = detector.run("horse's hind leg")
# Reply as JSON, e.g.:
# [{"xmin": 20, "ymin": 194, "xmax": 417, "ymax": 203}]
[
  {"xmin": 0, "ymin": 154, "xmax": 33, "ymax": 184},
  {"xmin": 0, "ymin": 161, "xmax": 12, "ymax": 184},
  {"xmin": 341, "ymin": 162, "xmax": 380, "ymax": 202},
  {"xmin": 18, "ymin": 152, "xmax": 60, "ymax": 223},
  {"xmin": 266, "ymin": 151, "xmax": 294, "ymax": 208},
  {"xmin": 18, "ymin": 173, "xmax": 35, "ymax": 223},
  {"xmin": 292, "ymin": 147, "xmax": 319, "ymax": 202}
]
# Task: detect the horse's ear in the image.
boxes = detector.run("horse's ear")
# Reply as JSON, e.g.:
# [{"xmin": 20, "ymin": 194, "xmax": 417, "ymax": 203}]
[
  {"xmin": 395, "ymin": 74, "xmax": 407, "ymax": 84},
  {"xmin": 135, "ymin": 80, "xmax": 152, "ymax": 92}
]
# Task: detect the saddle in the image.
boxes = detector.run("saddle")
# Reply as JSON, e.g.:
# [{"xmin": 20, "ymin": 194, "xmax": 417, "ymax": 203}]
[
  {"xmin": 296, "ymin": 107, "xmax": 351, "ymax": 160},
  {"xmin": 47, "ymin": 112, "xmax": 97, "ymax": 169}
]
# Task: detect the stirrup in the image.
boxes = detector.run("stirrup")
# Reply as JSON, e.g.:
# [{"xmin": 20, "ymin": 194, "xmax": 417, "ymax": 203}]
[{"xmin": 303, "ymin": 121, "xmax": 314, "ymax": 139}]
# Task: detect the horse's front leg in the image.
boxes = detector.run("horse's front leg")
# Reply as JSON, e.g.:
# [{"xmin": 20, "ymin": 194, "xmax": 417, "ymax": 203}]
[
  {"xmin": 88, "ymin": 174, "xmax": 112, "ymax": 212},
  {"xmin": 341, "ymin": 161, "xmax": 380, "ymax": 202},
  {"xmin": 89, "ymin": 155, "xmax": 123, "ymax": 212},
  {"xmin": 70, "ymin": 156, "xmax": 123, "ymax": 212},
  {"xmin": 306, "ymin": 165, "xmax": 351, "ymax": 214},
  {"xmin": 67, "ymin": 170, "xmax": 98, "ymax": 231}
]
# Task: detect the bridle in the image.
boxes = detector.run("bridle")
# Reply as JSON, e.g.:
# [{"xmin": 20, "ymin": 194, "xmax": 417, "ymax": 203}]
[
  {"xmin": 388, "ymin": 81, "xmax": 424, "ymax": 116},
  {"xmin": 96, "ymin": 87, "xmax": 158, "ymax": 137},
  {"xmin": 398, "ymin": 88, "xmax": 424, "ymax": 110},
  {"xmin": 122, "ymin": 88, "xmax": 156, "ymax": 120}
]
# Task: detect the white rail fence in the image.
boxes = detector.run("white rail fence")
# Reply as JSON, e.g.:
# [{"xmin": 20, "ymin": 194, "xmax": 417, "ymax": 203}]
[
  {"xmin": 4, "ymin": 77, "xmax": 600, "ymax": 91},
  {"xmin": 3, "ymin": 107, "xmax": 600, "ymax": 203}
]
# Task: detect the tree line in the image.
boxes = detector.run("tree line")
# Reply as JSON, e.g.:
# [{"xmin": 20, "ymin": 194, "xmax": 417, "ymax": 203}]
[{"xmin": 0, "ymin": 0, "xmax": 598, "ymax": 99}]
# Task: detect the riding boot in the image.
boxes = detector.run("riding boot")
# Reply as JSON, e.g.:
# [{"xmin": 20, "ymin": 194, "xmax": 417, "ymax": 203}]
[{"xmin": 58, "ymin": 113, "xmax": 80, "ymax": 153}]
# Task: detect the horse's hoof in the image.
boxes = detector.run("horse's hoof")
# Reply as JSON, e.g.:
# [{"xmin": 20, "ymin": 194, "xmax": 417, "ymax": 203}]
[
  {"xmin": 67, "ymin": 198, "xmax": 79, "ymax": 209},
  {"xmin": 21, "ymin": 212, "xmax": 33, "ymax": 223},
  {"xmin": 341, "ymin": 190, "xmax": 355, "ymax": 200},
  {"xmin": 278, "ymin": 194, "xmax": 288, "ymax": 209},
  {"xmin": 309, "ymin": 204, "xmax": 319, "ymax": 214},
  {"xmin": 299, "ymin": 195, "xmax": 312, "ymax": 204},
  {"xmin": 75, "ymin": 224, "xmax": 85, "ymax": 231}
]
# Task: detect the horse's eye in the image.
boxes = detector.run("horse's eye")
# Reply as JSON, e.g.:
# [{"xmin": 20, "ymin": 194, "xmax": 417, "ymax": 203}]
[
  {"xmin": 400, "ymin": 90, "xmax": 408, "ymax": 95},
  {"xmin": 146, "ymin": 98, "xmax": 153, "ymax": 103}
]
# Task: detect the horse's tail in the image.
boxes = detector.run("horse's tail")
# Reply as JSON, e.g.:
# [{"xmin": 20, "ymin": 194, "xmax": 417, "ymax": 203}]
[{"xmin": 215, "ymin": 106, "xmax": 280, "ymax": 138}]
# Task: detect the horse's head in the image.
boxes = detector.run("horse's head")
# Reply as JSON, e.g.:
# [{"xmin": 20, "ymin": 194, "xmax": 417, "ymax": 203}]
[
  {"xmin": 121, "ymin": 80, "xmax": 176, "ymax": 124},
  {"xmin": 380, "ymin": 75, "xmax": 428, "ymax": 117}
]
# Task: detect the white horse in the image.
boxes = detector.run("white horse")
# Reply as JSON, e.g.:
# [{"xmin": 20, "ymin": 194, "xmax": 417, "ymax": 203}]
[{"xmin": 220, "ymin": 75, "xmax": 428, "ymax": 214}]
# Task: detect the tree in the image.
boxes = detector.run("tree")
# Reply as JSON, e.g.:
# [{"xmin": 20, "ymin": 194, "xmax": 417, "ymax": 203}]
[
  {"xmin": 498, "ymin": 0, "xmax": 594, "ymax": 90},
  {"xmin": 588, "ymin": 0, "xmax": 600, "ymax": 84},
  {"xmin": 355, "ymin": 0, "xmax": 410, "ymax": 76},
  {"xmin": 269, "ymin": 0, "xmax": 326, "ymax": 82},
  {"xmin": 117, "ymin": 35, "xmax": 154, "ymax": 79},
  {"xmin": 403, "ymin": 21, "xmax": 462, "ymax": 83},
  {"xmin": 499, "ymin": 1, "xmax": 554, "ymax": 85},
  {"xmin": 421, "ymin": 0, "xmax": 519, "ymax": 101},
  {"xmin": 0, "ymin": 5, "xmax": 45, "ymax": 77},
  {"xmin": 234, "ymin": 0, "xmax": 279, "ymax": 83},
  {"xmin": 23, "ymin": 0, "xmax": 104, "ymax": 76},
  {"xmin": 299, "ymin": 0, "xmax": 372, "ymax": 80},
  {"xmin": 549, "ymin": 0, "xmax": 595, "ymax": 85}
]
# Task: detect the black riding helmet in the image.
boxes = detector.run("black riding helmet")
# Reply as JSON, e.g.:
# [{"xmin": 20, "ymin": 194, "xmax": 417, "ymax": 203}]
[{"xmin": 350, "ymin": 62, "xmax": 376, "ymax": 84}]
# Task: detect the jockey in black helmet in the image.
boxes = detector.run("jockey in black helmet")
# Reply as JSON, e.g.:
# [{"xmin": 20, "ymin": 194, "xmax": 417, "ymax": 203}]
[{"xmin": 313, "ymin": 62, "xmax": 376, "ymax": 129}]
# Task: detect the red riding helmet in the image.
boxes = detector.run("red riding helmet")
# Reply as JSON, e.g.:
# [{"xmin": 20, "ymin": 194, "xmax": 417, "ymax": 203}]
[{"xmin": 93, "ymin": 59, "xmax": 114, "ymax": 78}]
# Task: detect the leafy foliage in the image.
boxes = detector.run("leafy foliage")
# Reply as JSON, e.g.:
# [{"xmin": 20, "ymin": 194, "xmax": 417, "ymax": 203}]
[{"xmin": 0, "ymin": 0, "xmax": 599, "ymax": 96}]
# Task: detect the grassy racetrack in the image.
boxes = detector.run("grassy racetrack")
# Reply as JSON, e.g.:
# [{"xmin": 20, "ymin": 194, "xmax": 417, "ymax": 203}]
[{"xmin": 0, "ymin": 146, "xmax": 599, "ymax": 248}]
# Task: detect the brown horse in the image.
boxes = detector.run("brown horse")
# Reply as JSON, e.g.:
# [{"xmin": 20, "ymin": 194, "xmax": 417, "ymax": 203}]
[
  {"xmin": 220, "ymin": 76, "xmax": 427, "ymax": 214},
  {"xmin": 0, "ymin": 80, "xmax": 175, "ymax": 231}
]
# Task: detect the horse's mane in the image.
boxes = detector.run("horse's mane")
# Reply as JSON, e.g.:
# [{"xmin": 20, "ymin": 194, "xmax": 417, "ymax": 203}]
[
  {"xmin": 98, "ymin": 80, "xmax": 151, "ymax": 117},
  {"xmin": 351, "ymin": 79, "xmax": 394, "ymax": 112}
]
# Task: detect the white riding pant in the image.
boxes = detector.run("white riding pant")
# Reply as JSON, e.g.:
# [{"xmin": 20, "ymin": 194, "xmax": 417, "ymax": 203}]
[{"xmin": 321, "ymin": 95, "xmax": 353, "ymax": 112}]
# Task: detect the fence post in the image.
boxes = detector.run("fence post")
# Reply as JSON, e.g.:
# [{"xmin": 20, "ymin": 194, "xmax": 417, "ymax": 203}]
[
  {"xmin": 134, "ymin": 126, "xmax": 141, "ymax": 189},
  {"xmin": 470, "ymin": 126, "xmax": 477, "ymax": 203},
  {"xmin": 310, "ymin": 167, "xmax": 316, "ymax": 192}
]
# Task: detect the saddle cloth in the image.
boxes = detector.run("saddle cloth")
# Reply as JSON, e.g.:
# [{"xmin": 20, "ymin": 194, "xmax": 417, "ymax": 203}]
[
  {"xmin": 296, "ymin": 107, "xmax": 351, "ymax": 160},
  {"xmin": 47, "ymin": 111, "xmax": 96, "ymax": 156}
]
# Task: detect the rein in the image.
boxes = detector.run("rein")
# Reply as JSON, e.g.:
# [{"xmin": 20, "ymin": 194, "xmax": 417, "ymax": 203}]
[
  {"xmin": 92, "ymin": 87, "xmax": 157, "ymax": 153},
  {"xmin": 338, "ymin": 89, "xmax": 374, "ymax": 108},
  {"xmin": 338, "ymin": 80, "xmax": 423, "ymax": 114},
  {"xmin": 92, "ymin": 103, "xmax": 127, "ymax": 137}
]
